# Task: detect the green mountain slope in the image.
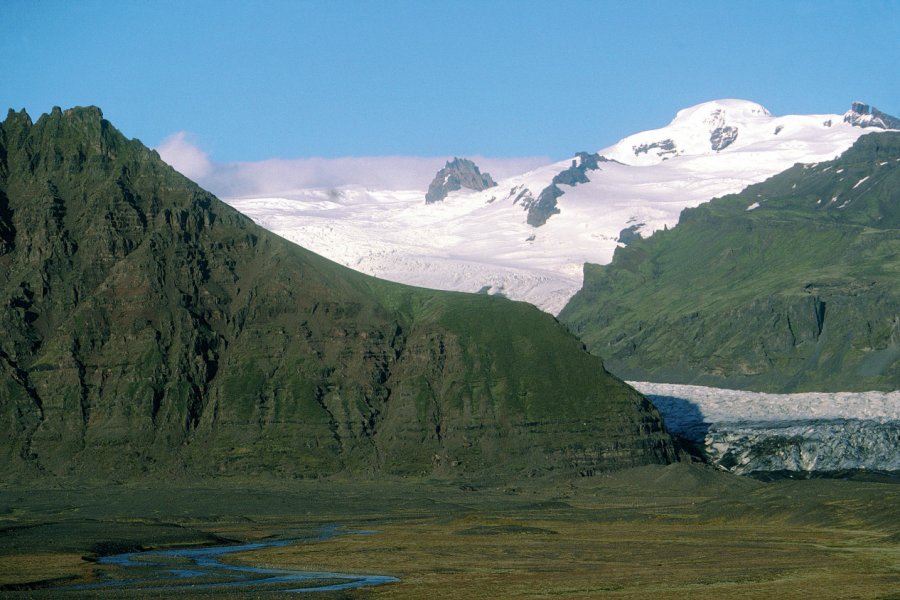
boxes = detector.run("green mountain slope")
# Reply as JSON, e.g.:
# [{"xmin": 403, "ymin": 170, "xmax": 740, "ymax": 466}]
[
  {"xmin": 0, "ymin": 107, "xmax": 674, "ymax": 481},
  {"xmin": 560, "ymin": 132, "xmax": 900, "ymax": 392}
]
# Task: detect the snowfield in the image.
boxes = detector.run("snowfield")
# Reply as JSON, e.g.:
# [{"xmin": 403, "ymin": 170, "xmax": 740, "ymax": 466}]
[
  {"xmin": 631, "ymin": 382, "xmax": 900, "ymax": 476},
  {"xmin": 225, "ymin": 99, "xmax": 885, "ymax": 314}
]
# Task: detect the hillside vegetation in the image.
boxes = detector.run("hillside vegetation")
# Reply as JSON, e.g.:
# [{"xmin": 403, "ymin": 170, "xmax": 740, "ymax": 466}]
[{"xmin": 561, "ymin": 132, "xmax": 900, "ymax": 392}]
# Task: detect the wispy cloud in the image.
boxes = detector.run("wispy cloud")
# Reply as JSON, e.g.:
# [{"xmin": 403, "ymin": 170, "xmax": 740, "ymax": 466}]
[{"xmin": 155, "ymin": 133, "xmax": 551, "ymax": 198}]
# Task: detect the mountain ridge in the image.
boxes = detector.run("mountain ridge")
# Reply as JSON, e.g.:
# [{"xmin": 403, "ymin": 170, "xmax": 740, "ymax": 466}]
[
  {"xmin": 559, "ymin": 131, "xmax": 900, "ymax": 392},
  {"xmin": 0, "ymin": 105, "xmax": 675, "ymax": 481}
]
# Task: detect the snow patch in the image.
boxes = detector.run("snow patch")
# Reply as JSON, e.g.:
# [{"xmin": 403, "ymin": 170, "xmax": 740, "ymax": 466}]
[{"xmin": 745, "ymin": 202, "xmax": 760, "ymax": 211}]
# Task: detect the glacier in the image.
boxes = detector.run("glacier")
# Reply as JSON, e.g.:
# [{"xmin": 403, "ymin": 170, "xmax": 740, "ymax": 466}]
[
  {"xmin": 224, "ymin": 99, "xmax": 893, "ymax": 314},
  {"xmin": 631, "ymin": 382, "xmax": 900, "ymax": 477}
]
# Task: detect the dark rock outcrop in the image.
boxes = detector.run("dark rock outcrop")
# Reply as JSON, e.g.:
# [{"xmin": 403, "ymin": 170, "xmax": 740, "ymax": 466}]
[
  {"xmin": 843, "ymin": 102, "xmax": 900, "ymax": 130},
  {"xmin": 633, "ymin": 139, "xmax": 677, "ymax": 159},
  {"xmin": 526, "ymin": 153, "xmax": 609, "ymax": 227},
  {"xmin": 710, "ymin": 126, "xmax": 738, "ymax": 151},
  {"xmin": 425, "ymin": 158, "xmax": 496, "ymax": 204},
  {"xmin": 526, "ymin": 184, "xmax": 563, "ymax": 227}
]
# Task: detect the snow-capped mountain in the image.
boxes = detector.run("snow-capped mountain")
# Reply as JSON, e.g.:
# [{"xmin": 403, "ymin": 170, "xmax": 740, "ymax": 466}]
[{"xmin": 225, "ymin": 100, "xmax": 897, "ymax": 314}]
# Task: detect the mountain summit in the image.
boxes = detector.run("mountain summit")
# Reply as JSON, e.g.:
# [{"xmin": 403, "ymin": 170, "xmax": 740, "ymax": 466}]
[
  {"xmin": 0, "ymin": 106, "xmax": 674, "ymax": 480},
  {"xmin": 425, "ymin": 157, "xmax": 497, "ymax": 203},
  {"xmin": 605, "ymin": 99, "xmax": 781, "ymax": 164}
]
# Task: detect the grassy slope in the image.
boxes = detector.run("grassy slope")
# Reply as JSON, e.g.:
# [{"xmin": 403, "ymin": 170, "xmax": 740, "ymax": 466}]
[{"xmin": 560, "ymin": 132, "xmax": 900, "ymax": 392}]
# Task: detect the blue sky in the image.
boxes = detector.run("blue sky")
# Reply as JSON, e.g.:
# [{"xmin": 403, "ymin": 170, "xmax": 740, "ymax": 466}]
[{"xmin": 4, "ymin": 0, "xmax": 899, "ymax": 171}]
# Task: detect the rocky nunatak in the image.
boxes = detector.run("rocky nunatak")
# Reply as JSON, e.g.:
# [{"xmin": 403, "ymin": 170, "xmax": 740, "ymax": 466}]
[{"xmin": 425, "ymin": 157, "xmax": 496, "ymax": 204}]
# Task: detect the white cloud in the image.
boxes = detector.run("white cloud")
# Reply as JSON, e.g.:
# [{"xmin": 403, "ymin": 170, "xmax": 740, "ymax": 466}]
[
  {"xmin": 154, "ymin": 133, "xmax": 551, "ymax": 199},
  {"xmin": 156, "ymin": 131, "xmax": 214, "ymax": 181}
]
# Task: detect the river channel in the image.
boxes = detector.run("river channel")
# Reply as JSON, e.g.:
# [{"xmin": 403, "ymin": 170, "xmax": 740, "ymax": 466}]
[{"xmin": 67, "ymin": 525, "xmax": 397, "ymax": 593}]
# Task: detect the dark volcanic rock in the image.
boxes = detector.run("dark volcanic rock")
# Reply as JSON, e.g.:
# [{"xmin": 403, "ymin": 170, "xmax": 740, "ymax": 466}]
[
  {"xmin": 526, "ymin": 152, "xmax": 608, "ymax": 227},
  {"xmin": 710, "ymin": 126, "xmax": 738, "ymax": 151},
  {"xmin": 526, "ymin": 184, "xmax": 563, "ymax": 227},
  {"xmin": 633, "ymin": 139, "xmax": 677, "ymax": 159},
  {"xmin": 425, "ymin": 158, "xmax": 497, "ymax": 204},
  {"xmin": 552, "ymin": 152, "xmax": 606, "ymax": 186},
  {"xmin": 843, "ymin": 102, "xmax": 900, "ymax": 130},
  {"xmin": 0, "ymin": 107, "xmax": 675, "ymax": 481}
]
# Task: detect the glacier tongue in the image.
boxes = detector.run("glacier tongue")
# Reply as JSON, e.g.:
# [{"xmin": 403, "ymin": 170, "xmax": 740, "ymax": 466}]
[
  {"xmin": 705, "ymin": 419, "xmax": 900, "ymax": 475},
  {"xmin": 631, "ymin": 382, "xmax": 900, "ymax": 477}
]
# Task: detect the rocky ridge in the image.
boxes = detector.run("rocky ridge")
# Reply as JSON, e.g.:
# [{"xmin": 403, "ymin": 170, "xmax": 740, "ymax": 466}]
[
  {"xmin": 425, "ymin": 157, "xmax": 496, "ymax": 204},
  {"xmin": 524, "ymin": 152, "xmax": 609, "ymax": 227},
  {"xmin": 843, "ymin": 101, "xmax": 900, "ymax": 130}
]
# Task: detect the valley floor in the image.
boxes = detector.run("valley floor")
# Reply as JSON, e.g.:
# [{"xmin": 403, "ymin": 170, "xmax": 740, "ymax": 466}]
[{"xmin": 1, "ymin": 464, "xmax": 898, "ymax": 599}]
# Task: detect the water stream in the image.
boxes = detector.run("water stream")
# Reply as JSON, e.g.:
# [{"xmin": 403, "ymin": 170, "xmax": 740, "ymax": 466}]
[{"xmin": 68, "ymin": 525, "xmax": 397, "ymax": 593}]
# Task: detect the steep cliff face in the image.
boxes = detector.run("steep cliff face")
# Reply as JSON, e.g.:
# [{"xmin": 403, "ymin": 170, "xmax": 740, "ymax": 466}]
[
  {"xmin": 0, "ymin": 107, "xmax": 674, "ymax": 480},
  {"xmin": 561, "ymin": 132, "xmax": 900, "ymax": 392}
]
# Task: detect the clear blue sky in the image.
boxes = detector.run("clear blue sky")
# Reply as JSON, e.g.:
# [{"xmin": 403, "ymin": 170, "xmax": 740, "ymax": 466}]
[{"xmin": 4, "ymin": 0, "xmax": 899, "ymax": 162}]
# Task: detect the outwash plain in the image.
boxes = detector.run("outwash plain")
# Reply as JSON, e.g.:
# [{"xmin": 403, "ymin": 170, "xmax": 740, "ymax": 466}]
[{"xmin": 2, "ymin": 465, "xmax": 899, "ymax": 598}]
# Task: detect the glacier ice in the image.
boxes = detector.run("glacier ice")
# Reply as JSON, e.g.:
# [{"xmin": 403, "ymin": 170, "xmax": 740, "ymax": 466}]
[{"xmin": 632, "ymin": 382, "xmax": 900, "ymax": 477}]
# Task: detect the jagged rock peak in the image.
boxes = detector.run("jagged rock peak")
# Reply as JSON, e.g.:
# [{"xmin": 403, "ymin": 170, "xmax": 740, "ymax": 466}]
[
  {"xmin": 425, "ymin": 157, "xmax": 497, "ymax": 204},
  {"xmin": 843, "ymin": 101, "xmax": 900, "ymax": 130},
  {"xmin": 5, "ymin": 108, "xmax": 33, "ymax": 127}
]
